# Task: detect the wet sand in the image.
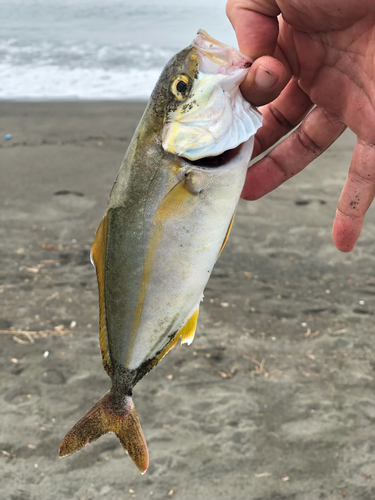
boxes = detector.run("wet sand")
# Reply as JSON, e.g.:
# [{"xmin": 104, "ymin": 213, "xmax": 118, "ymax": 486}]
[{"xmin": 1, "ymin": 101, "xmax": 375, "ymax": 500}]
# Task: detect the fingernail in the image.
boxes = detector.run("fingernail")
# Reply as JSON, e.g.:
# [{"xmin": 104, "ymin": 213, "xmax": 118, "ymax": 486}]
[{"xmin": 254, "ymin": 65, "xmax": 278, "ymax": 89}]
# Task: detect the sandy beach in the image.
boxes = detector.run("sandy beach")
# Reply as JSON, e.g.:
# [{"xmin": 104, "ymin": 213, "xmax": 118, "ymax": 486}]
[{"xmin": 2, "ymin": 101, "xmax": 375, "ymax": 500}]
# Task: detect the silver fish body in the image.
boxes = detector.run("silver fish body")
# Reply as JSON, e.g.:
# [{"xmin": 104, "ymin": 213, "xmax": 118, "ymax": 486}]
[{"xmin": 60, "ymin": 30, "xmax": 262, "ymax": 473}]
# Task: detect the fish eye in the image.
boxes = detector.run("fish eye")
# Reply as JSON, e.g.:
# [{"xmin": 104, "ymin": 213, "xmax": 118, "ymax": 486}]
[
  {"xmin": 176, "ymin": 80, "xmax": 187, "ymax": 93},
  {"xmin": 171, "ymin": 75, "xmax": 189, "ymax": 100}
]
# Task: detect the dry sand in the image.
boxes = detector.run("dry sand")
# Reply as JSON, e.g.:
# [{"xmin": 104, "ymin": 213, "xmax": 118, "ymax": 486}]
[{"xmin": 1, "ymin": 101, "xmax": 375, "ymax": 500}]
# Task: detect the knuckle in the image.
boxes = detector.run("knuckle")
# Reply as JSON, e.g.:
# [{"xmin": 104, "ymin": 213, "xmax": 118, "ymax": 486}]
[
  {"xmin": 296, "ymin": 128, "xmax": 321, "ymax": 156},
  {"xmin": 348, "ymin": 169, "xmax": 375, "ymax": 186},
  {"xmin": 268, "ymin": 103, "xmax": 295, "ymax": 131}
]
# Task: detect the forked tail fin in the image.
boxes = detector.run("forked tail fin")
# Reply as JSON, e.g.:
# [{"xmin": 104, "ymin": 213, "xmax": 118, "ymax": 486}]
[{"xmin": 59, "ymin": 392, "xmax": 149, "ymax": 473}]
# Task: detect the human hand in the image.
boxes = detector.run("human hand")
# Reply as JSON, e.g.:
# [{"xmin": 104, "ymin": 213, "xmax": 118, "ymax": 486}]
[{"xmin": 227, "ymin": 0, "xmax": 375, "ymax": 252}]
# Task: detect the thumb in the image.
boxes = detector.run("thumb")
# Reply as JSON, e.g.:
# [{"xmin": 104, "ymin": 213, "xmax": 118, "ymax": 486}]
[{"xmin": 226, "ymin": 0, "xmax": 281, "ymax": 58}]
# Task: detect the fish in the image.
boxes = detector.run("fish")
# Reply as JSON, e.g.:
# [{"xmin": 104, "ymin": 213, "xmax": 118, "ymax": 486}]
[{"xmin": 59, "ymin": 30, "xmax": 262, "ymax": 473}]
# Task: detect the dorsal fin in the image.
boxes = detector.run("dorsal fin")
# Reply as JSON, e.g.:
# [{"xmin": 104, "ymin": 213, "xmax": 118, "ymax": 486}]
[{"xmin": 91, "ymin": 214, "xmax": 113, "ymax": 377}]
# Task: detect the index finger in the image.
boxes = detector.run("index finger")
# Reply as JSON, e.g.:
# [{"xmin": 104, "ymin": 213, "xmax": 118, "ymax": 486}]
[
  {"xmin": 226, "ymin": 0, "xmax": 281, "ymax": 58},
  {"xmin": 226, "ymin": 0, "xmax": 290, "ymax": 106}
]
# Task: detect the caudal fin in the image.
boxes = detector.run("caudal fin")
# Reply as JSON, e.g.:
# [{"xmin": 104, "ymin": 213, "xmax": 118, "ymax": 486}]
[{"xmin": 59, "ymin": 392, "xmax": 149, "ymax": 473}]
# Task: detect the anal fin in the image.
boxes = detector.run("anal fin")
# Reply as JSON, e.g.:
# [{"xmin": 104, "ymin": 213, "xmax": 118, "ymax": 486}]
[
  {"xmin": 154, "ymin": 307, "xmax": 200, "ymax": 364},
  {"xmin": 180, "ymin": 307, "xmax": 199, "ymax": 345}
]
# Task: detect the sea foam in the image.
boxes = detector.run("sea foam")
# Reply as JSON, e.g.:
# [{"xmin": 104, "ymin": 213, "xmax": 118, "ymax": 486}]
[
  {"xmin": 0, "ymin": 39, "xmax": 172, "ymax": 100},
  {"xmin": 0, "ymin": 0, "xmax": 235, "ymax": 100}
]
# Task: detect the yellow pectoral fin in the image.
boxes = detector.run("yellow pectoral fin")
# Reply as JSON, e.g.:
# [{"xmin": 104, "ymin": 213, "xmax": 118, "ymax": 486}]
[
  {"xmin": 91, "ymin": 214, "xmax": 112, "ymax": 376},
  {"xmin": 217, "ymin": 211, "xmax": 235, "ymax": 259},
  {"xmin": 155, "ymin": 173, "xmax": 202, "ymax": 223}
]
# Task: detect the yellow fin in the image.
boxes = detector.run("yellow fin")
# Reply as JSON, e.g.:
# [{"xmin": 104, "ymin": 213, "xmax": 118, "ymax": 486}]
[
  {"xmin": 217, "ymin": 211, "xmax": 235, "ymax": 258},
  {"xmin": 91, "ymin": 214, "xmax": 112, "ymax": 377},
  {"xmin": 155, "ymin": 174, "xmax": 200, "ymax": 223},
  {"xmin": 155, "ymin": 307, "xmax": 200, "ymax": 364},
  {"xmin": 180, "ymin": 307, "xmax": 199, "ymax": 345}
]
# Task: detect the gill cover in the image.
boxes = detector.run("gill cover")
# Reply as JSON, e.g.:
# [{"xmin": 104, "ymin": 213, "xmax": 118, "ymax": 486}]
[{"xmin": 162, "ymin": 30, "xmax": 262, "ymax": 161}]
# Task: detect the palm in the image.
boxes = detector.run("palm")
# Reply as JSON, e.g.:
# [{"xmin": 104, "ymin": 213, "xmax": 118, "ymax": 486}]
[{"xmin": 287, "ymin": 18, "xmax": 375, "ymax": 140}]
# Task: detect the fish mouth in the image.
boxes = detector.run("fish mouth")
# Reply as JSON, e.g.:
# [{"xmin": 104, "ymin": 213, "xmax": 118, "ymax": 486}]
[
  {"xmin": 178, "ymin": 142, "xmax": 246, "ymax": 169},
  {"xmin": 163, "ymin": 31, "xmax": 262, "ymax": 168},
  {"xmin": 162, "ymin": 31, "xmax": 262, "ymax": 163},
  {"xmin": 194, "ymin": 29, "xmax": 254, "ymax": 74}
]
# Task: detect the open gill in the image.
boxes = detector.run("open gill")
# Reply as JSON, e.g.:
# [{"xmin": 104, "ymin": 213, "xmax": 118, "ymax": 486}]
[{"xmin": 180, "ymin": 143, "xmax": 242, "ymax": 169}]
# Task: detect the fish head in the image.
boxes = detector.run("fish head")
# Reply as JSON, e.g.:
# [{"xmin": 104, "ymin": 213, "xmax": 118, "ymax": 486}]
[{"xmin": 161, "ymin": 29, "xmax": 262, "ymax": 164}]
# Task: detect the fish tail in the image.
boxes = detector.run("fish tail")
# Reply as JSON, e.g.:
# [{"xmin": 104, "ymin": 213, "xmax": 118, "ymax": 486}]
[{"xmin": 59, "ymin": 392, "xmax": 149, "ymax": 473}]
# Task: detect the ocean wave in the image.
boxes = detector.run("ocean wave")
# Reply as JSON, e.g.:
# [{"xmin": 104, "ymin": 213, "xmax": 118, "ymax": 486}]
[
  {"xmin": 0, "ymin": 38, "xmax": 173, "ymax": 71},
  {"xmin": 0, "ymin": 0, "xmax": 234, "ymax": 99},
  {"xmin": 0, "ymin": 63, "xmax": 161, "ymax": 99}
]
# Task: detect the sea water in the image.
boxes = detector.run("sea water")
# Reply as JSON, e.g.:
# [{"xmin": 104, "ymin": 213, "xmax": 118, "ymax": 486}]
[{"xmin": 0, "ymin": 0, "xmax": 237, "ymax": 99}]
